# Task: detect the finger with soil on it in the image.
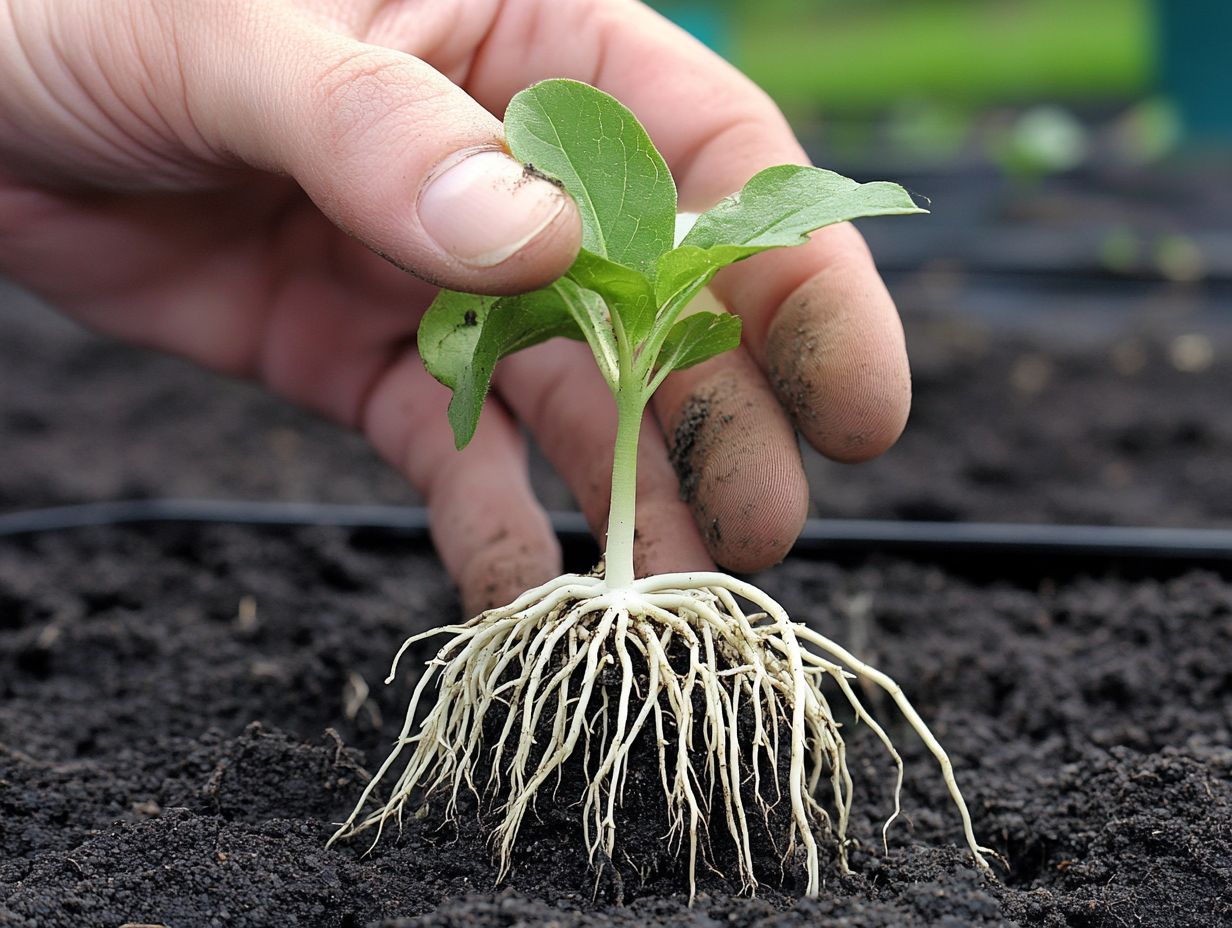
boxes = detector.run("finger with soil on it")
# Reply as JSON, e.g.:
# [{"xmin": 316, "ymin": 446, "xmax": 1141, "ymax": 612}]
[{"xmin": 661, "ymin": 362, "xmax": 807, "ymax": 573}]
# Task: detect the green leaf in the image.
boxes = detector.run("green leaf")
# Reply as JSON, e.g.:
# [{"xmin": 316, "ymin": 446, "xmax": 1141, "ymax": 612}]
[
  {"xmin": 505, "ymin": 79, "xmax": 677, "ymax": 275},
  {"xmin": 566, "ymin": 249, "xmax": 657, "ymax": 345},
  {"xmin": 418, "ymin": 289, "xmax": 496, "ymax": 390},
  {"xmin": 655, "ymin": 165, "xmax": 925, "ymax": 302},
  {"xmin": 418, "ymin": 288, "xmax": 582, "ymax": 449},
  {"xmin": 655, "ymin": 311, "xmax": 742, "ymax": 376}
]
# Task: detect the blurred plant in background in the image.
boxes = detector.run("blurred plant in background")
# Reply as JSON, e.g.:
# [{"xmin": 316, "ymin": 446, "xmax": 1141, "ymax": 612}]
[
  {"xmin": 650, "ymin": 0, "xmax": 1225, "ymax": 160},
  {"xmin": 653, "ymin": 0, "xmax": 1150, "ymax": 116},
  {"xmin": 648, "ymin": 0, "xmax": 1228, "ymax": 289}
]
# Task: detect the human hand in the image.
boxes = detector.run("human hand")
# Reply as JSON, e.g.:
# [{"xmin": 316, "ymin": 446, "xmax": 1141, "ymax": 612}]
[{"xmin": 0, "ymin": 0, "xmax": 910, "ymax": 615}]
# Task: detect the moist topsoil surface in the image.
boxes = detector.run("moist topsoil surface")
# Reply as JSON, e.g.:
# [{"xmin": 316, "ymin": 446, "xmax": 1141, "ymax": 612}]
[{"xmin": 2, "ymin": 523, "xmax": 1230, "ymax": 927}]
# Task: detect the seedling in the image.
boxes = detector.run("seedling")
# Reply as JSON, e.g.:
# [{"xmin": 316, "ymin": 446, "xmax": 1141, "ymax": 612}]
[{"xmin": 332, "ymin": 79, "xmax": 994, "ymax": 897}]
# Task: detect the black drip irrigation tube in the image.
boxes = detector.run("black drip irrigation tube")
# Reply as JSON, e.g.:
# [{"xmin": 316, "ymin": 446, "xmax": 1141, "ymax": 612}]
[{"xmin": 3, "ymin": 498, "xmax": 1232, "ymax": 580}]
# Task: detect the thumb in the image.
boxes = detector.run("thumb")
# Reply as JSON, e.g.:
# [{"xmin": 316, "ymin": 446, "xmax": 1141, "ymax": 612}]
[{"xmin": 189, "ymin": 17, "xmax": 580, "ymax": 293}]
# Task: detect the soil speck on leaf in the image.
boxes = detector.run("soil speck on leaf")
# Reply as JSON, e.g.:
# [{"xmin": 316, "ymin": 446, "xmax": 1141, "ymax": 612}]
[{"xmin": 521, "ymin": 162, "xmax": 565, "ymax": 190}]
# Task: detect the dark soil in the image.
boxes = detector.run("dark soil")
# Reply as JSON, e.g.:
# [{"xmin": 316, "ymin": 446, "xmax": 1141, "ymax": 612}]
[
  {"xmin": 3, "ymin": 250, "xmax": 1232, "ymax": 926},
  {"xmin": 1, "ymin": 524, "xmax": 1229, "ymax": 927},
  {"xmin": 804, "ymin": 296, "xmax": 1232, "ymax": 527}
]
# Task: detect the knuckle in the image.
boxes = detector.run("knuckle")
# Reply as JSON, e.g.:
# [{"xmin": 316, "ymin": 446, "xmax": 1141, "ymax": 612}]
[
  {"xmin": 307, "ymin": 46, "xmax": 445, "ymax": 152},
  {"xmin": 676, "ymin": 83, "xmax": 797, "ymax": 179}
]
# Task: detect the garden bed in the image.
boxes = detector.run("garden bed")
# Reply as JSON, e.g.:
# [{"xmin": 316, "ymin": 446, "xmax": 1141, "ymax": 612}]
[
  {"xmin": 3, "ymin": 250, "xmax": 1231, "ymax": 927},
  {"xmin": 1, "ymin": 521, "xmax": 1229, "ymax": 927}
]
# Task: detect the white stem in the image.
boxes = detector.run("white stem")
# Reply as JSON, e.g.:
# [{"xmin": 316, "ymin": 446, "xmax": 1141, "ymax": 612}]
[{"xmin": 602, "ymin": 388, "xmax": 646, "ymax": 589}]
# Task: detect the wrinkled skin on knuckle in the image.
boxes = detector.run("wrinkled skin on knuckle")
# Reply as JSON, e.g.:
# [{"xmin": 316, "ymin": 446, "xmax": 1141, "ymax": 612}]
[
  {"xmin": 674, "ymin": 107, "xmax": 802, "ymax": 210},
  {"xmin": 307, "ymin": 46, "xmax": 439, "ymax": 153},
  {"xmin": 666, "ymin": 365, "xmax": 806, "ymax": 572}
]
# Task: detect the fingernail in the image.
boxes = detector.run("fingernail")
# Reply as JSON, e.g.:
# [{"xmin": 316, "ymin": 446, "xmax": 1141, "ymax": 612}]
[{"xmin": 418, "ymin": 149, "xmax": 568, "ymax": 268}]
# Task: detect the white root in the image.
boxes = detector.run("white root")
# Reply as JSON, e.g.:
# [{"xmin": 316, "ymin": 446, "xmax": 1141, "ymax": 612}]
[{"xmin": 329, "ymin": 571, "xmax": 995, "ymax": 898}]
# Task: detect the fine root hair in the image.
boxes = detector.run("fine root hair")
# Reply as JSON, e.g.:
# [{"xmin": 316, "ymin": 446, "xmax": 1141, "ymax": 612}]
[{"xmin": 330, "ymin": 571, "xmax": 995, "ymax": 898}]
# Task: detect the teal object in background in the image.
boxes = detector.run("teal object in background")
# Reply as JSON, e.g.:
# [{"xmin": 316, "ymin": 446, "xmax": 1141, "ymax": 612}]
[
  {"xmin": 1155, "ymin": 0, "xmax": 1232, "ymax": 141},
  {"xmin": 648, "ymin": 1, "xmax": 731, "ymax": 56}
]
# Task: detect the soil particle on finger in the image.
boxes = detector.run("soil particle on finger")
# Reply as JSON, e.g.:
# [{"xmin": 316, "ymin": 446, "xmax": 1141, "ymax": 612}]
[
  {"xmin": 666, "ymin": 372, "xmax": 760, "ymax": 547},
  {"xmin": 764, "ymin": 297, "xmax": 901, "ymax": 459},
  {"xmin": 458, "ymin": 533, "xmax": 554, "ymax": 617},
  {"xmin": 667, "ymin": 396, "xmax": 711, "ymax": 507},
  {"xmin": 668, "ymin": 394, "xmax": 731, "ymax": 549},
  {"xmin": 667, "ymin": 375, "xmax": 763, "ymax": 496},
  {"xmin": 666, "ymin": 371, "xmax": 801, "ymax": 565},
  {"xmin": 766, "ymin": 319, "xmax": 821, "ymax": 431}
]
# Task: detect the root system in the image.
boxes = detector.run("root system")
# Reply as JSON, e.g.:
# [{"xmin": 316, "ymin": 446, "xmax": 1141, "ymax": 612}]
[{"xmin": 331, "ymin": 571, "xmax": 994, "ymax": 898}]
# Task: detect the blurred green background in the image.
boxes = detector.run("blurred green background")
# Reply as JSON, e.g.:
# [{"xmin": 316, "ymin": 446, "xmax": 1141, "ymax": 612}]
[
  {"xmin": 655, "ymin": 0, "xmax": 1150, "ymax": 115},
  {"xmin": 647, "ymin": 1, "xmax": 1229, "ymax": 308},
  {"xmin": 651, "ymin": 0, "xmax": 1231, "ymax": 146}
]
